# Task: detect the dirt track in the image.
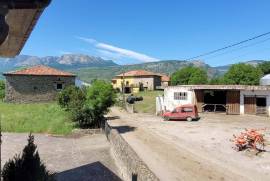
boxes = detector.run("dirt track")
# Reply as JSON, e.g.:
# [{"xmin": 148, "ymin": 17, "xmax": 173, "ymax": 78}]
[{"xmin": 108, "ymin": 107, "xmax": 270, "ymax": 181}]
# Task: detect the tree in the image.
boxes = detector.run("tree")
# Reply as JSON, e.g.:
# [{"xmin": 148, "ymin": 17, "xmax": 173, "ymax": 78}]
[
  {"xmin": 2, "ymin": 133, "xmax": 55, "ymax": 181},
  {"xmin": 258, "ymin": 61, "xmax": 270, "ymax": 75},
  {"xmin": 223, "ymin": 63, "xmax": 263, "ymax": 85},
  {"xmin": 208, "ymin": 76, "xmax": 224, "ymax": 85},
  {"xmin": 171, "ymin": 66, "xmax": 208, "ymax": 85}
]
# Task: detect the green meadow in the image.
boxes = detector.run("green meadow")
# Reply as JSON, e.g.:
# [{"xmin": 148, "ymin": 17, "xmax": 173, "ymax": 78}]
[{"xmin": 0, "ymin": 101, "xmax": 73, "ymax": 135}]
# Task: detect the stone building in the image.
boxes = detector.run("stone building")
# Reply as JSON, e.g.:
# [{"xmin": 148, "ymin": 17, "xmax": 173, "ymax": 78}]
[
  {"xmin": 112, "ymin": 70, "xmax": 162, "ymax": 93},
  {"xmin": 158, "ymin": 74, "xmax": 170, "ymax": 88},
  {"xmin": 3, "ymin": 65, "xmax": 76, "ymax": 103}
]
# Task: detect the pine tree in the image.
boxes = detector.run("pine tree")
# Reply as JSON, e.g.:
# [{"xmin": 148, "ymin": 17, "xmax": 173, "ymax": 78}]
[{"xmin": 2, "ymin": 133, "xmax": 55, "ymax": 181}]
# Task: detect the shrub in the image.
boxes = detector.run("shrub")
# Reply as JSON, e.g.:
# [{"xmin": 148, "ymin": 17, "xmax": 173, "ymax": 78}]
[
  {"xmin": 76, "ymin": 80, "xmax": 116, "ymax": 128},
  {"xmin": 58, "ymin": 81, "xmax": 116, "ymax": 128},
  {"xmin": 85, "ymin": 80, "xmax": 116, "ymax": 116},
  {"xmin": 57, "ymin": 85, "xmax": 86, "ymax": 111},
  {"xmin": 2, "ymin": 133, "xmax": 55, "ymax": 181},
  {"xmin": 0, "ymin": 80, "xmax": 5, "ymax": 100}
]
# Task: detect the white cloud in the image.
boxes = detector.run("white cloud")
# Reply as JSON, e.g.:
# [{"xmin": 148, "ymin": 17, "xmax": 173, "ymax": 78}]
[
  {"xmin": 96, "ymin": 43, "xmax": 159, "ymax": 62},
  {"xmin": 76, "ymin": 36, "xmax": 97, "ymax": 44},
  {"xmin": 97, "ymin": 49, "xmax": 124, "ymax": 59},
  {"xmin": 76, "ymin": 36, "xmax": 159, "ymax": 63}
]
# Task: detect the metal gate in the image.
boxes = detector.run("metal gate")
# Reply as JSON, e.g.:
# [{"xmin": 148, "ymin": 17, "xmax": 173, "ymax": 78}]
[{"xmin": 226, "ymin": 91, "xmax": 240, "ymax": 114}]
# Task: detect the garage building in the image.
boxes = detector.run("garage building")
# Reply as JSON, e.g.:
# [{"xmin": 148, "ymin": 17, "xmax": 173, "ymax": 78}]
[{"xmin": 156, "ymin": 85, "xmax": 270, "ymax": 116}]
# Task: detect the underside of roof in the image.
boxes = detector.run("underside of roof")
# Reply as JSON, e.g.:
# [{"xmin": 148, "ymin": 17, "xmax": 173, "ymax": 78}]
[{"xmin": 0, "ymin": 0, "xmax": 51, "ymax": 57}]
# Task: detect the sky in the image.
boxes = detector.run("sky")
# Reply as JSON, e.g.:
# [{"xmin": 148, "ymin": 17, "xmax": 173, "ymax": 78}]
[{"xmin": 21, "ymin": 0, "xmax": 270, "ymax": 66}]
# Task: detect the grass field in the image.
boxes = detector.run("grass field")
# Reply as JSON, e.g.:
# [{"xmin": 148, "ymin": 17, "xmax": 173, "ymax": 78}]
[
  {"xmin": 133, "ymin": 90, "xmax": 163, "ymax": 114},
  {"xmin": 0, "ymin": 102, "xmax": 73, "ymax": 135}
]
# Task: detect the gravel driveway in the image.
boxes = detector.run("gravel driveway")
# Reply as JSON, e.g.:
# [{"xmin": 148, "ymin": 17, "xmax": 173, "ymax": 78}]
[
  {"xmin": 1, "ymin": 133, "xmax": 121, "ymax": 181},
  {"xmin": 108, "ymin": 107, "xmax": 270, "ymax": 181}
]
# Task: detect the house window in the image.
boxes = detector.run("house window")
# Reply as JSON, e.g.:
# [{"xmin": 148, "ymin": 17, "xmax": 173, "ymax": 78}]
[
  {"xmin": 174, "ymin": 92, "xmax": 187, "ymax": 100},
  {"xmin": 56, "ymin": 83, "xmax": 63, "ymax": 90}
]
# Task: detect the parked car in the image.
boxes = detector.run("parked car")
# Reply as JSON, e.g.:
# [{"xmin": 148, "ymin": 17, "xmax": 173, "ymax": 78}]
[
  {"xmin": 126, "ymin": 94, "xmax": 143, "ymax": 104},
  {"xmin": 162, "ymin": 104, "xmax": 199, "ymax": 121}
]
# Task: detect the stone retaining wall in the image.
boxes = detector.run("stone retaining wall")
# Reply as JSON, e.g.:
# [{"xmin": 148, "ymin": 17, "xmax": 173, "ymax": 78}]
[{"xmin": 105, "ymin": 121, "xmax": 159, "ymax": 181}]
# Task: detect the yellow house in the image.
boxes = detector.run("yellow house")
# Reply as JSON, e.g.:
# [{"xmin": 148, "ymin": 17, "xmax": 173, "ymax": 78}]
[{"xmin": 112, "ymin": 70, "xmax": 162, "ymax": 93}]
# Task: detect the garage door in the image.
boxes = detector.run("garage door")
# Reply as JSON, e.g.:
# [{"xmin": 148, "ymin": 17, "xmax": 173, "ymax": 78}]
[
  {"xmin": 244, "ymin": 97, "xmax": 256, "ymax": 114},
  {"xmin": 226, "ymin": 91, "xmax": 240, "ymax": 114}
]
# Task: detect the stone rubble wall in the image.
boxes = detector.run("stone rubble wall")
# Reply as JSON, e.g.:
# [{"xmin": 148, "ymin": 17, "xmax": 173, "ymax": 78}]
[{"xmin": 105, "ymin": 121, "xmax": 159, "ymax": 181}]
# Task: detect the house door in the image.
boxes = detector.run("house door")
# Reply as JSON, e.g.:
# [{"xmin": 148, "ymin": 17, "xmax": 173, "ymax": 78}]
[{"xmin": 244, "ymin": 96, "xmax": 256, "ymax": 114}]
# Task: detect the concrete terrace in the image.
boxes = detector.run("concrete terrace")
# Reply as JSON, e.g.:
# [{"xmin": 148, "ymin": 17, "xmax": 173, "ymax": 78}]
[{"xmin": 2, "ymin": 133, "xmax": 121, "ymax": 181}]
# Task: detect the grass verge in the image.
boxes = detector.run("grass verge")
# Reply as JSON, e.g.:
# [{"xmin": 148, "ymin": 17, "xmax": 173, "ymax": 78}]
[
  {"xmin": 0, "ymin": 101, "xmax": 73, "ymax": 135},
  {"xmin": 133, "ymin": 90, "xmax": 163, "ymax": 114}
]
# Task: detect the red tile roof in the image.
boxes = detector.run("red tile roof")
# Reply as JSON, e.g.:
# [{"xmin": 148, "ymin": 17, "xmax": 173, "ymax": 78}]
[
  {"xmin": 116, "ymin": 70, "xmax": 162, "ymax": 77},
  {"xmin": 159, "ymin": 74, "xmax": 170, "ymax": 82},
  {"xmin": 3, "ymin": 65, "xmax": 76, "ymax": 77}
]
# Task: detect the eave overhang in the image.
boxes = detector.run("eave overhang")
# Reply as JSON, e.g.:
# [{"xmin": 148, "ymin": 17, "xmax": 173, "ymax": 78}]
[{"xmin": 0, "ymin": 0, "xmax": 51, "ymax": 57}]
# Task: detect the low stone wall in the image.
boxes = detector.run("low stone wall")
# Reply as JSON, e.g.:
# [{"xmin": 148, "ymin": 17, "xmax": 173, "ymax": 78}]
[
  {"xmin": 72, "ymin": 128, "xmax": 103, "ymax": 135},
  {"xmin": 105, "ymin": 121, "xmax": 159, "ymax": 181}
]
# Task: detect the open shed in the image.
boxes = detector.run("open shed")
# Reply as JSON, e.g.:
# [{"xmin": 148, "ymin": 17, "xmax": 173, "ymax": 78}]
[{"xmin": 157, "ymin": 85, "xmax": 270, "ymax": 116}]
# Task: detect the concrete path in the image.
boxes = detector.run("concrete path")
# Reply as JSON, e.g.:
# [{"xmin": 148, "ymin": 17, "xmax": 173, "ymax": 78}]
[{"xmin": 2, "ymin": 133, "xmax": 121, "ymax": 181}]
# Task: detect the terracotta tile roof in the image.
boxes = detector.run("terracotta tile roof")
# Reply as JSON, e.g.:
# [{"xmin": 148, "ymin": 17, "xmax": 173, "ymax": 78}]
[
  {"xmin": 156, "ymin": 73, "xmax": 170, "ymax": 82},
  {"xmin": 3, "ymin": 65, "xmax": 76, "ymax": 77},
  {"xmin": 116, "ymin": 70, "xmax": 162, "ymax": 77}
]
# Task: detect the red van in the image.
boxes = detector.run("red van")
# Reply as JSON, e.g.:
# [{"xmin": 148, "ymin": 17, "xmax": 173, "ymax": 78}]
[{"xmin": 162, "ymin": 104, "xmax": 199, "ymax": 121}]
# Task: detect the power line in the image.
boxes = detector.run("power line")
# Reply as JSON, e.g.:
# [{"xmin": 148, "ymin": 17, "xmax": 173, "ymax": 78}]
[
  {"xmin": 185, "ymin": 31, "xmax": 270, "ymax": 61},
  {"xmin": 205, "ymin": 37, "xmax": 270, "ymax": 60}
]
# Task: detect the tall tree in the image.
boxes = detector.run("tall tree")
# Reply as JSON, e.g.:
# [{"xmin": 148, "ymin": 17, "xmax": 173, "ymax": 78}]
[
  {"xmin": 171, "ymin": 66, "xmax": 208, "ymax": 85},
  {"xmin": 258, "ymin": 61, "xmax": 270, "ymax": 75},
  {"xmin": 223, "ymin": 63, "xmax": 263, "ymax": 85}
]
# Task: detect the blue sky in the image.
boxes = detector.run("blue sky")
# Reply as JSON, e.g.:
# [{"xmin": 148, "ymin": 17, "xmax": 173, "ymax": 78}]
[{"xmin": 21, "ymin": 0, "xmax": 270, "ymax": 66}]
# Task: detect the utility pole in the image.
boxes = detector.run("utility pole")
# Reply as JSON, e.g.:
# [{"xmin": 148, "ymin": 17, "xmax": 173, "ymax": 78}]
[{"xmin": 122, "ymin": 67, "xmax": 126, "ymax": 109}]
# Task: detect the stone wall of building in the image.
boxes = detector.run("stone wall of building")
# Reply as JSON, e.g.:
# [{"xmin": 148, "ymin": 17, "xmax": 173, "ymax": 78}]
[
  {"xmin": 133, "ymin": 76, "xmax": 161, "ymax": 91},
  {"xmin": 5, "ymin": 75, "xmax": 75, "ymax": 103},
  {"xmin": 105, "ymin": 121, "xmax": 159, "ymax": 181}
]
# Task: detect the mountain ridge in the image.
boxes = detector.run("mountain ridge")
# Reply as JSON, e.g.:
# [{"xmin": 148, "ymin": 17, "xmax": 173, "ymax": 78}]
[
  {"xmin": 0, "ymin": 54, "xmax": 267, "ymax": 82},
  {"xmin": 0, "ymin": 54, "xmax": 117, "ymax": 71}
]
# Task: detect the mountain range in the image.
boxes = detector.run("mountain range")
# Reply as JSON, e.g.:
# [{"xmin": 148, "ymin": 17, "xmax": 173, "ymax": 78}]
[
  {"xmin": 0, "ymin": 54, "xmax": 116, "ymax": 71},
  {"xmin": 0, "ymin": 54, "xmax": 267, "ymax": 82}
]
